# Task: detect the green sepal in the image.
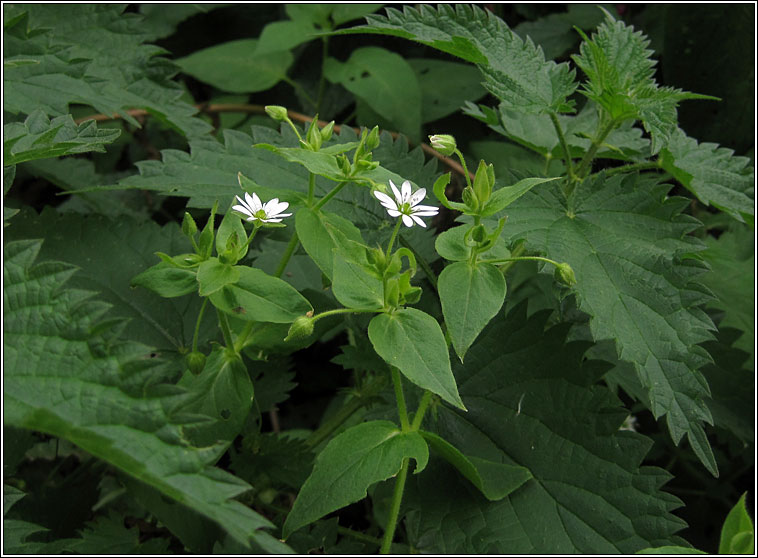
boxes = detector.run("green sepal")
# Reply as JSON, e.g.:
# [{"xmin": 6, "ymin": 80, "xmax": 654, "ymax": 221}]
[
  {"xmin": 472, "ymin": 160, "xmax": 494, "ymax": 206},
  {"xmin": 197, "ymin": 200, "xmax": 219, "ymax": 259}
]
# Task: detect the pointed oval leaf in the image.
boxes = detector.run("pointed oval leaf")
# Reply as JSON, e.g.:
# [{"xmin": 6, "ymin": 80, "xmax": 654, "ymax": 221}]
[
  {"xmin": 368, "ymin": 308, "xmax": 465, "ymax": 409},
  {"xmin": 197, "ymin": 258, "xmax": 240, "ymax": 296},
  {"xmin": 295, "ymin": 207, "xmax": 364, "ymax": 279},
  {"xmin": 283, "ymin": 420, "xmax": 429, "ymax": 538}
]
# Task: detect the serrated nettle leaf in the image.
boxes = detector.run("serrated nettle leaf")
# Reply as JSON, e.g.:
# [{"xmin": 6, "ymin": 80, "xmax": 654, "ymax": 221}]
[
  {"xmin": 3, "ymin": 239, "xmax": 282, "ymax": 550},
  {"xmin": 174, "ymin": 346, "xmax": 254, "ymax": 447},
  {"xmin": 3, "ymin": 109, "xmax": 120, "ymax": 165},
  {"xmin": 3, "ymin": 4, "xmax": 210, "ymax": 138},
  {"xmin": 404, "ymin": 304, "xmax": 687, "ymax": 554},
  {"xmin": 435, "ymin": 222, "xmax": 510, "ymax": 262},
  {"xmin": 719, "ymin": 493, "xmax": 754, "ymax": 555},
  {"xmin": 332, "ymin": 250, "xmax": 385, "ymax": 310},
  {"xmin": 196, "ymin": 258, "xmax": 241, "ymax": 296},
  {"xmin": 209, "ymin": 266, "xmax": 313, "ymax": 323},
  {"xmin": 660, "ymin": 128, "xmax": 755, "ymax": 223},
  {"xmin": 368, "ymin": 308, "xmax": 465, "ymax": 410},
  {"xmin": 572, "ymin": 13, "xmax": 716, "ymax": 153},
  {"xmin": 177, "ymin": 39, "xmax": 293, "ymax": 93},
  {"xmin": 503, "ymin": 172, "xmax": 719, "ymax": 475},
  {"xmin": 343, "ymin": 4, "xmax": 576, "ymax": 114},
  {"xmin": 420, "ymin": 431, "xmax": 531, "ymax": 501},
  {"xmin": 283, "ymin": 420, "xmax": 429, "ymax": 538},
  {"xmin": 324, "ymin": 47, "xmax": 422, "ymax": 141},
  {"xmin": 438, "ymin": 261, "xmax": 506, "ymax": 362},
  {"xmin": 295, "ymin": 207, "xmax": 365, "ymax": 279}
]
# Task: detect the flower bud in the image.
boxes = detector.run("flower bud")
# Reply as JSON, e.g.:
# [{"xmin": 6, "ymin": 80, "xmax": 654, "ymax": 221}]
[
  {"xmin": 181, "ymin": 212, "xmax": 198, "ymax": 238},
  {"xmin": 461, "ymin": 186, "xmax": 479, "ymax": 212},
  {"xmin": 320, "ymin": 121, "xmax": 335, "ymax": 142},
  {"xmin": 365, "ymin": 126, "xmax": 381, "ymax": 151},
  {"xmin": 473, "ymin": 160, "xmax": 494, "ymax": 205},
  {"xmin": 429, "ymin": 134, "xmax": 457, "ymax": 156},
  {"xmin": 265, "ymin": 105, "xmax": 289, "ymax": 121},
  {"xmin": 356, "ymin": 159, "xmax": 379, "ymax": 171},
  {"xmin": 306, "ymin": 118, "xmax": 323, "ymax": 151},
  {"xmin": 470, "ymin": 224, "xmax": 487, "ymax": 244},
  {"xmin": 284, "ymin": 315, "xmax": 315, "ymax": 342},
  {"xmin": 554, "ymin": 262, "xmax": 577, "ymax": 287},
  {"xmin": 185, "ymin": 351, "xmax": 207, "ymax": 375}
]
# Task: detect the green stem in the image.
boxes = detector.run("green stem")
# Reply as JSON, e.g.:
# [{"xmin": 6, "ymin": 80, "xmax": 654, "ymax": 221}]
[
  {"xmin": 337, "ymin": 526, "xmax": 382, "ymax": 547},
  {"xmin": 498, "ymin": 242, "xmax": 525, "ymax": 275},
  {"xmin": 454, "ymin": 148, "xmax": 473, "ymax": 189},
  {"xmin": 233, "ymin": 322, "xmax": 256, "ymax": 353},
  {"xmin": 600, "ymin": 160, "xmax": 661, "ymax": 178},
  {"xmin": 385, "ymin": 218, "xmax": 403, "ymax": 257},
  {"xmin": 313, "ymin": 181, "xmax": 348, "ymax": 211},
  {"xmin": 191, "ymin": 297, "xmax": 209, "ymax": 352},
  {"xmin": 305, "ymin": 374, "xmax": 388, "ymax": 448},
  {"xmin": 391, "ymin": 367, "xmax": 410, "ymax": 431},
  {"xmin": 216, "ymin": 308, "xmax": 235, "ymax": 349},
  {"xmin": 548, "ymin": 111, "xmax": 574, "ymax": 180},
  {"xmin": 482, "ymin": 255, "xmax": 562, "ymax": 267},
  {"xmin": 313, "ymin": 307, "xmax": 384, "ymax": 322},
  {"xmin": 411, "ymin": 391, "xmax": 433, "ymax": 430},
  {"xmin": 307, "ymin": 172, "xmax": 316, "ymax": 206},
  {"xmin": 380, "ymin": 457, "xmax": 410, "ymax": 554},
  {"xmin": 574, "ymin": 117, "xmax": 618, "ymax": 179},
  {"xmin": 244, "ymin": 223, "xmax": 261, "ymax": 250},
  {"xmin": 274, "ymin": 230, "xmax": 300, "ymax": 278},
  {"xmin": 399, "ymin": 236, "xmax": 437, "ymax": 291}
]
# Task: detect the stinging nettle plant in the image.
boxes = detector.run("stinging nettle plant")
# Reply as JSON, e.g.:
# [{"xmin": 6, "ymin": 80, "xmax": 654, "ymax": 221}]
[{"xmin": 3, "ymin": 3, "xmax": 754, "ymax": 555}]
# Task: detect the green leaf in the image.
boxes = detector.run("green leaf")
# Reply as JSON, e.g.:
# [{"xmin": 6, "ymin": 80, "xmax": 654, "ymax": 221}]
[
  {"xmin": 572, "ymin": 13, "xmax": 716, "ymax": 153},
  {"xmin": 407, "ymin": 58, "xmax": 486, "ymax": 123},
  {"xmin": 254, "ymin": 142, "xmax": 350, "ymax": 182},
  {"xmin": 404, "ymin": 304, "xmax": 688, "ymax": 553},
  {"xmin": 175, "ymin": 346, "xmax": 254, "ymax": 447},
  {"xmin": 332, "ymin": 251, "xmax": 384, "ymax": 310},
  {"xmin": 295, "ymin": 207, "xmax": 364, "ymax": 279},
  {"xmin": 700, "ymin": 227, "xmax": 755, "ymax": 366},
  {"xmin": 435, "ymin": 222, "xmax": 510, "ymax": 262},
  {"xmin": 5, "ymin": 209, "xmax": 211, "ymax": 352},
  {"xmin": 4, "ymin": 165, "xmax": 19, "ymax": 226},
  {"xmin": 196, "ymin": 258, "xmax": 240, "ymax": 296},
  {"xmin": 132, "ymin": 261, "xmax": 199, "ymax": 298},
  {"xmin": 177, "ymin": 39, "xmax": 293, "ymax": 93},
  {"xmin": 636, "ymin": 546, "xmax": 706, "ymax": 554},
  {"xmin": 719, "ymin": 493, "xmax": 754, "ymax": 554},
  {"xmin": 481, "ymin": 176, "xmax": 559, "ymax": 217},
  {"xmin": 3, "ymin": 5, "xmax": 211, "ymax": 138},
  {"xmin": 139, "ymin": 4, "xmax": 223, "ymax": 40},
  {"xmin": 329, "ymin": 4, "xmax": 385, "ymax": 26},
  {"xmin": 255, "ymin": 20, "xmax": 317, "ymax": 55},
  {"xmin": 3, "ymin": 519, "xmax": 48, "ymax": 554},
  {"xmin": 438, "ymin": 261, "xmax": 506, "ymax": 362},
  {"xmin": 4, "ymin": 109, "xmax": 120, "ymax": 165},
  {"xmin": 344, "ymin": 4, "xmax": 577, "ymax": 114},
  {"xmin": 420, "ymin": 431, "xmax": 531, "ymax": 501},
  {"xmin": 503, "ymin": 173, "xmax": 718, "ymax": 475},
  {"xmin": 3, "ymin": 239, "xmax": 283, "ymax": 551},
  {"xmin": 59, "ymin": 511, "xmax": 171, "ymax": 555},
  {"xmin": 324, "ymin": 46, "xmax": 421, "ymax": 141},
  {"xmin": 368, "ymin": 308, "xmax": 465, "ymax": 409},
  {"xmin": 660, "ymin": 129, "xmax": 755, "ymax": 223},
  {"xmin": 3, "ymin": 485, "xmax": 26, "ymax": 517},
  {"xmin": 209, "ymin": 266, "xmax": 313, "ymax": 323},
  {"xmin": 282, "ymin": 420, "xmax": 429, "ymax": 537}
]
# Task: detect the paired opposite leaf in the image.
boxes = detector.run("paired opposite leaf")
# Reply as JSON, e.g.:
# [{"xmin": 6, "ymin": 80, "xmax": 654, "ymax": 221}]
[
  {"xmin": 4, "ymin": 109, "xmax": 120, "ymax": 165},
  {"xmin": 718, "ymin": 493, "xmax": 754, "ymax": 555},
  {"xmin": 295, "ymin": 207, "xmax": 364, "ymax": 279},
  {"xmin": 368, "ymin": 308, "xmax": 465, "ymax": 409},
  {"xmin": 420, "ymin": 431, "xmax": 531, "ymax": 501},
  {"xmin": 283, "ymin": 420, "xmax": 429, "ymax": 537},
  {"xmin": 438, "ymin": 261, "xmax": 506, "ymax": 361}
]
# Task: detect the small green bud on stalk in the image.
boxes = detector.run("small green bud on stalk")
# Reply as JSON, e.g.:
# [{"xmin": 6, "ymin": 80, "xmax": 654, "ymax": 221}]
[
  {"xmin": 285, "ymin": 314, "xmax": 315, "ymax": 342},
  {"xmin": 265, "ymin": 105, "xmax": 289, "ymax": 121},
  {"xmin": 182, "ymin": 212, "xmax": 198, "ymax": 238},
  {"xmin": 185, "ymin": 351, "xmax": 207, "ymax": 375},
  {"xmin": 320, "ymin": 121, "xmax": 335, "ymax": 142},
  {"xmin": 306, "ymin": 117, "xmax": 323, "ymax": 151},
  {"xmin": 473, "ymin": 160, "xmax": 494, "ymax": 205},
  {"xmin": 554, "ymin": 262, "xmax": 577, "ymax": 287},
  {"xmin": 429, "ymin": 134, "xmax": 457, "ymax": 156},
  {"xmin": 365, "ymin": 126, "xmax": 381, "ymax": 151},
  {"xmin": 461, "ymin": 186, "xmax": 479, "ymax": 212}
]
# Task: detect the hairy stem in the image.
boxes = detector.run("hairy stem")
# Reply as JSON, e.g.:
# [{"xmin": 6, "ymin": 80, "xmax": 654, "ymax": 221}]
[
  {"xmin": 313, "ymin": 181, "xmax": 347, "ymax": 210},
  {"xmin": 216, "ymin": 308, "xmax": 235, "ymax": 349},
  {"xmin": 191, "ymin": 297, "xmax": 209, "ymax": 352},
  {"xmin": 574, "ymin": 118, "xmax": 618, "ymax": 179},
  {"xmin": 274, "ymin": 230, "xmax": 300, "ymax": 278},
  {"xmin": 391, "ymin": 367, "xmax": 410, "ymax": 431},
  {"xmin": 380, "ymin": 458, "xmax": 410, "ymax": 554},
  {"xmin": 385, "ymin": 218, "xmax": 403, "ymax": 258},
  {"xmin": 549, "ymin": 111, "xmax": 575, "ymax": 180}
]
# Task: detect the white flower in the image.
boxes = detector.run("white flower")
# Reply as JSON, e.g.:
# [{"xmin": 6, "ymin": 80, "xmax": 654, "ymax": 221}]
[
  {"xmin": 232, "ymin": 192, "xmax": 292, "ymax": 223},
  {"xmin": 373, "ymin": 179, "xmax": 439, "ymax": 228}
]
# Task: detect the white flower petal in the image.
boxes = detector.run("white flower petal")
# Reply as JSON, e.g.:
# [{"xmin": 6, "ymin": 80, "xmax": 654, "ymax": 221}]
[
  {"xmin": 401, "ymin": 180, "xmax": 412, "ymax": 203},
  {"xmin": 232, "ymin": 204, "xmax": 253, "ymax": 217},
  {"xmin": 389, "ymin": 180, "xmax": 403, "ymax": 204},
  {"xmin": 411, "ymin": 204, "xmax": 439, "ymax": 214},
  {"xmin": 401, "ymin": 214, "xmax": 414, "ymax": 227},
  {"xmin": 374, "ymin": 191, "xmax": 398, "ymax": 209},
  {"xmin": 409, "ymin": 188, "xmax": 426, "ymax": 206},
  {"xmin": 266, "ymin": 200, "xmax": 290, "ymax": 216},
  {"xmin": 251, "ymin": 192, "xmax": 263, "ymax": 211},
  {"xmin": 262, "ymin": 217, "xmax": 283, "ymax": 223},
  {"xmin": 410, "ymin": 214, "xmax": 427, "ymax": 227},
  {"xmin": 387, "ymin": 209, "xmax": 402, "ymax": 217}
]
